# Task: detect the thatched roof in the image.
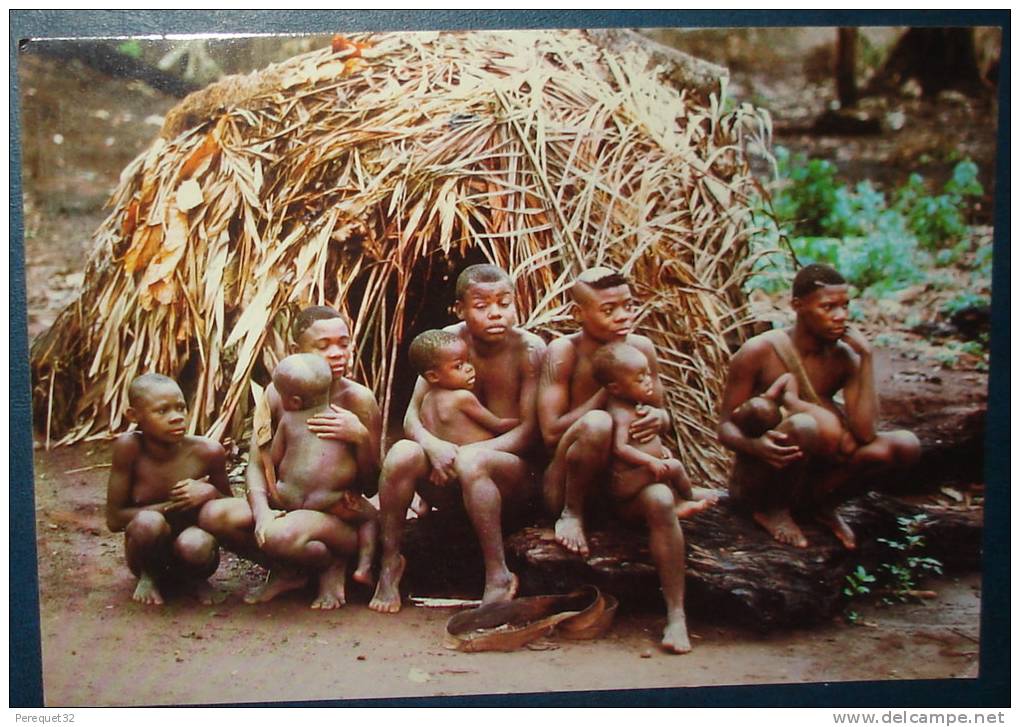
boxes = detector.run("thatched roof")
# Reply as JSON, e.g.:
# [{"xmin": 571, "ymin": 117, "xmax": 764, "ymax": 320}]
[{"xmin": 31, "ymin": 29, "xmax": 772, "ymax": 486}]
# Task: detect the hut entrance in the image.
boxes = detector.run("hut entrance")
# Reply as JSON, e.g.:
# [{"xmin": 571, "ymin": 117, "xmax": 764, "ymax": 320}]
[{"xmin": 377, "ymin": 246, "xmax": 491, "ymax": 443}]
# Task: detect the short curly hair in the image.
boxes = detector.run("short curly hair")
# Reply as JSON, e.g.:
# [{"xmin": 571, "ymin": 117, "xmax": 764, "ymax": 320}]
[
  {"xmin": 792, "ymin": 264, "xmax": 846, "ymax": 299},
  {"xmin": 408, "ymin": 329, "xmax": 462, "ymax": 375},
  {"xmin": 454, "ymin": 264, "xmax": 512, "ymax": 300}
]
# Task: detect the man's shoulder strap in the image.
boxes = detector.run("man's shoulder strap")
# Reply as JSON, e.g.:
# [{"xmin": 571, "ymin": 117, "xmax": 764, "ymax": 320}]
[{"xmin": 759, "ymin": 329, "xmax": 824, "ymax": 406}]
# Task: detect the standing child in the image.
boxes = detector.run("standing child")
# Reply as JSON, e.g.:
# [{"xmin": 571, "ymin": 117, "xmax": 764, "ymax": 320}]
[
  {"xmin": 106, "ymin": 374, "xmax": 231, "ymax": 605},
  {"xmin": 267, "ymin": 353, "xmax": 378, "ymax": 588},
  {"xmin": 591, "ymin": 342, "xmax": 715, "ymax": 519}
]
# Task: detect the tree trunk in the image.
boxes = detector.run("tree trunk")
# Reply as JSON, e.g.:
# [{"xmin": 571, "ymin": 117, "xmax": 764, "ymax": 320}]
[
  {"xmin": 868, "ymin": 28, "xmax": 986, "ymax": 98},
  {"xmin": 836, "ymin": 28, "xmax": 859, "ymax": 108}
]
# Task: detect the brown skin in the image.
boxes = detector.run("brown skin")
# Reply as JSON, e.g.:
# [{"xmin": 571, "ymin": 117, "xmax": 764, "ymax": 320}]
[
  {"xmin": 370, "ymin": 279, "xmax": 546, "ymax": 613},
  {"xmin": 106, "ymin": 381, "xmax": 230, "ymax": 606},
  {"xmin": 718, "ymin": 284, "xmax": 921, "ymax": 549},
  {"xmin": 603, "ymin": 349, "xmax": 713, "ymax": 519},
  {"xmin": 418, "ymin": 339, "xmax": 521, "ymax": 445},
  {"xmin": 199, "ymin": 317, "xmax": 382, "ymax": 609},
  {"xmin": 536, "ymin": 275, "xmax": 693, "ymax": 653},
  {"xmin": 271, "ymin": 374, "xmax": 378, "ymax": 588}
]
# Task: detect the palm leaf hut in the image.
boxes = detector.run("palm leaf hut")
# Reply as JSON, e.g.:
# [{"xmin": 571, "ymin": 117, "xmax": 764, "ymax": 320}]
[{"xmin": 30, "ymin": 29, "xmax": 772, "ymax": 487}]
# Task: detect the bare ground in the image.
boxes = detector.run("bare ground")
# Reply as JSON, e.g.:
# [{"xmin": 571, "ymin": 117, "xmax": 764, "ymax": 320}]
[{"xmin": 35, "ymin": 443, "xmax": 981, "ymax": 706}]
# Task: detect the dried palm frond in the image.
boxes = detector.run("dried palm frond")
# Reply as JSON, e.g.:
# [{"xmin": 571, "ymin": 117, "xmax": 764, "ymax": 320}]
[{"xmin": 30, "ymin": 29, "xmax": 772, "ymax": 486}]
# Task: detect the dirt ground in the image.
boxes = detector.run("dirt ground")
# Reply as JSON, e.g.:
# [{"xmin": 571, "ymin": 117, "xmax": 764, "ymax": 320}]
[
  {"xmin": 34, "ymin": 442, "xmax": 981, "ymax": 707},
  {"xmin": 15, "ymin": 29, "xmax": 995, "ymax": 706}
]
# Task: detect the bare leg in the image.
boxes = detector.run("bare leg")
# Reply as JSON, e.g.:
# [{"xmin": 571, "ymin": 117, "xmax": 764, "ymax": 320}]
[
  {"xmin": 545, "ymin": 411, "xmax": 613, "ymax": 557},
  {"xmin": 198, "ymin": 497, "xmax": 265, "ymax": 565},
  {"xmin": 312, "ymin": 560, "xmax": 348, "ymax": 610},
  {"xmin": 244, "ymin": 568, "xmax": 308, "ymax": 604},
  {"xmin": 813, "ymin": 429, "xmax": 921, "ymax": 550},
  {"xmin": 353, "ymin": 518, "xmax": 377, "ymax": 585},
  {"xmin": 259, "ymin": 510, "xmax": 358, "ymax": 609},
  {"xmin": 620, "ymin": 484, "xmax": 691, "ymax": 654},
  {"xmin": 173, "ymin": 526, "xmax": 227, "ymax": 605},
  {"xmin": 666, "ymin": 461, "xmax": 715, "ymax": 519},
  {"xmin": 370, "ymin": 440, "xmax": 428, "ymax": 613},
  {"xmin": 124, "ymin": 511, "xmax": 172, "ymax": 606},
  {"xmin": 456, "ymin": 450, "xmax": 527, "ymax": 604},
  {"xmin": 198, "ymin": 497, "xmax": 302, "ymax": 603},
  {"xmin": 741, "ymin": 413, "xmax": 817, "ymax": 548}
]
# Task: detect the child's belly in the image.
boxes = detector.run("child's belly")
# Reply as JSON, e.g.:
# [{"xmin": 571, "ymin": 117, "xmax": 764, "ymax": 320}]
[{"xmin": 276, "ymin": 447, "xmax": 359, "ymax": 511}]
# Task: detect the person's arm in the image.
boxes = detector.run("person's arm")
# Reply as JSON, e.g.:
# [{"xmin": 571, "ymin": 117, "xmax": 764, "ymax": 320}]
[
  {"xmin": 839, "ymin": 327, "xmax": 878, "ymax": 445},
  {"xmin": 537, "ymin": 338, "xmax": 606, "ymax": 449},
  {"xmin": 627, "ymin": 336, "xmax": 671, "ymax": 444},
  {"xmin": 717, "ymin": 341, "xmax": 803, "ymax": 468},
  {"xmin": 404, "ymin": 375, "xmax": 459, "ymax": 484},
  {"xmin": 463, "ymin": 335, "xmax": 546, "ymax": 454},
  {"xmin": 611, "ymin": 408, "xmax": 668, "ymax": 475},
  {"xmin": 105, "ymin": 435, "xmax": 176, "ymax": 532},
  {"xmin": 167, "ymin": 441, "xmax": 230, "ymax": 511},
  {"xmin": 247, "ymin": 387, "xmax": 285, "ymax": 545},
  {"xmin": 458, "ymin": 391, "xmax": 520, "ymax": 434}
]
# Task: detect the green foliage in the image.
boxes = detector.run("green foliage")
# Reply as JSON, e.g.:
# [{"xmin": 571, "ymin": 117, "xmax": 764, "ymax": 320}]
[
  {"xmin": 876, "ymin": 515, "xmax": 944, "ymax": 605},
  {"xmin": 941, "ymin": 292, "xmax": 990, "ymax": 317},
  {"xmin": 749, "ymin": 149, "xmax": 985, "ymax": 297},
  {"xmin": 116, "ymin": 40, "xmax": 143, "ymax": 59},
  {"xmin": 843, "ymin": 515, "xmax": 944, "ymax": 620}
]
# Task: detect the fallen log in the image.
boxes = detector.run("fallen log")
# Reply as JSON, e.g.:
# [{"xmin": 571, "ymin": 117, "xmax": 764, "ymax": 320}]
[
  {"xmin": 505, "ymin": 493, "xmax": 982, "ymax": 632},
  {"xmin": 394, "ymin": 490, "xmax": 981, "ymax": 632}
]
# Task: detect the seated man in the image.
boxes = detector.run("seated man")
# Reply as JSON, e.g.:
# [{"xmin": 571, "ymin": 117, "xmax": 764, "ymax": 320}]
[
  {"xmin": 106, "ymin": 373, "xmax": 232, "ymax": 606},
  {"xmin": 200, "ymin": 306, "xmax": 382, "ymax": 609},
  {"xmin": 538, "ymin": 267, "xmax": 694, "ymax": 654},
  {"xmin": 369, "ymin": 265, "xmax": 546, "ymax": 613},
  {"xmin": 717, "ymin": 263, "xmax": 921, "ymax": 550}
]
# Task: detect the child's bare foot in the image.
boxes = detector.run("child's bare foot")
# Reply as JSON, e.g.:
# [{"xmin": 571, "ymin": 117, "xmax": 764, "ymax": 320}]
[
  {"xmin": 753, "ymin": 508, "xmax": 808, "ymax": 548},
  {"xmin": 661, "ymin": 612, "xmax": 692, "ymax": 654},
  {"xmin": 815, "ymin": 507, "xmax": 857, "ymax": 550},
  {"xmin": 481, "ymin": 571, "xmax": 518, "ymax": 605},
  {"xmin": 554, "ymin": 513, "xmax": 589, "ymax": 557},
  {"xmin": 368, "ymin": 554, "xmax": 405, "ymax": 613},
  {"xmin": 132, "ymin": 573, "xmax": 164, "ymax": 606},
  {"xmin": 353, "ymin": 563, "xmax": 374, "ymax": 586},
  {"xmin": 690, "ymin": 486, "xmax": 721, "ymax": 504},
  {"xmin": 191, "ymin": 580, "xmax": 228, "ymax": 605},
  {"xmin": 675, "ymin": 499, "xmax": 712, "ymax": 520},
  {"xmin": 311, "ymin": 562, "xmax": 347, "ymax": 610},
  {"xmin": 244, "ymin": 569, "xmax": 307, "ymax": 604}
]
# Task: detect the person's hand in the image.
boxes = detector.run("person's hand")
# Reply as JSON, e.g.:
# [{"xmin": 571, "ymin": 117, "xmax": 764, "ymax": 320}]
[
  {"xmin": 307, "ymin": 405, "xmax": 368, "ymax": 444},
  {"xmin": 254, "ymin": 509, "xmax": 286, "ymax": 548},
  {"xmin": 425, "ymin": 439, "xmax": 459, "ymax": 486},
  {"xmin": 751, "ymin": 430, "xmax": 803, "ymax": 469},
  {"xmin": 167, "ymin": 477, "xmax": 217, "ymax": 512},
  {"xmin": 645, "ymin": 458, "xmax": 670, "ymax": 480},
  {"xmin": 629, "ymin": 405, "xmax": 666, "ymax": 444},
  {"xmin": 841, "ymin": 326, "xmax": 872, "ymax": 358}
]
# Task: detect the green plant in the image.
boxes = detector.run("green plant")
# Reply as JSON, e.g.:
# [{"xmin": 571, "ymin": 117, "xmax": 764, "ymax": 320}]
[
  {"xmin": 843, "ymin": 565, "xmax": 877, "ymax": 624},
  {"xmin": 876, "ymin": 514, "xmax": 944, "ymax": 604},
  {"xmin": 941, "ymin": 292, "xmax": 990, "ymax": 317},
  {"xmin": 116, "ymin": 40, "xmax": 143, "ymax": 59}
]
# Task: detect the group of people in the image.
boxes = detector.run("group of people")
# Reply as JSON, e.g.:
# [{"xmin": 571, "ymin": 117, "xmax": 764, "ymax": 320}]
[{"xmin": 105, "ymin": 262, "xmax": 920, "ymax": 654}]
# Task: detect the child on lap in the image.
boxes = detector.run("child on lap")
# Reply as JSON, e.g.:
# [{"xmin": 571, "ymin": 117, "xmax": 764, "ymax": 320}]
[
  {"xmin": 106, "ymin": 374, "xmax": 231, "ymax": 606},
  {"xmin": 267, "ymin": 353, "xmax": 378, "ymax": 585},
  {"xmin": 592, "ymin": 342, "xmax": 715, "ymax": 519},
  {"xmin": 409, "ymin": 329, "xmax": 520, "ymax": 447}
]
